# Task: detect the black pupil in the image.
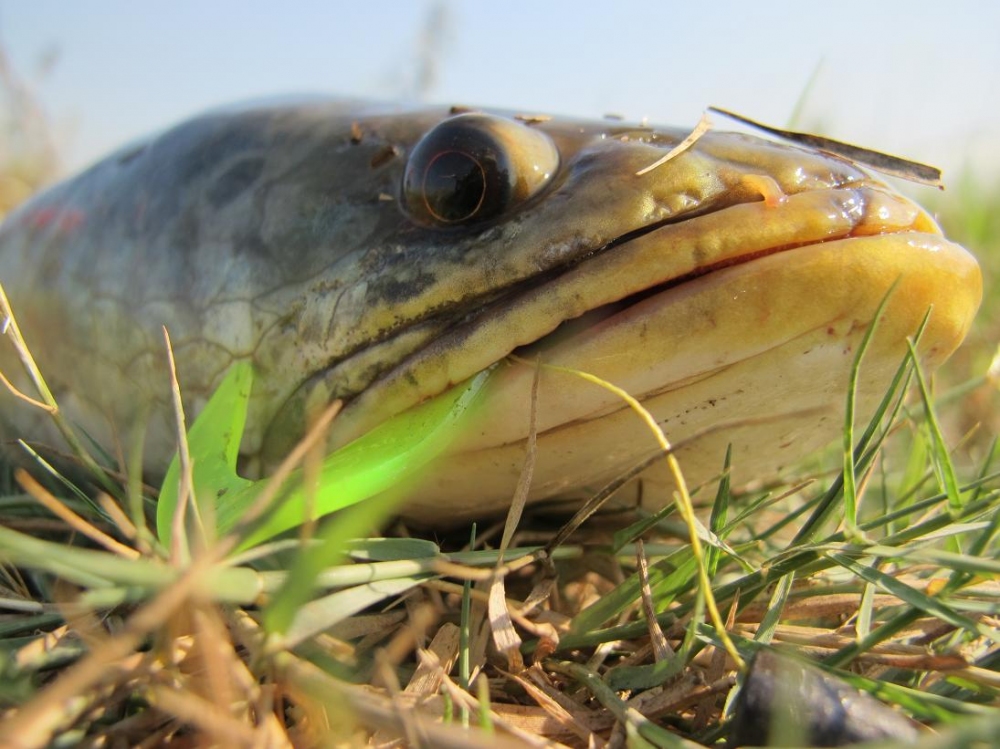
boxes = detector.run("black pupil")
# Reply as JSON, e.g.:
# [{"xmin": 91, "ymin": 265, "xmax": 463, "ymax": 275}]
[{"xmin": 422, "ymin": 150, "xmax": 486, "ymax": 222}]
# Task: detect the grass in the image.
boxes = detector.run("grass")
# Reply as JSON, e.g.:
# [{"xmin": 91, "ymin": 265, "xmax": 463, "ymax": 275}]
[
  {"xmin": 0, "ymin": 61, "xmax": 998, "ymax": 749},
  {"xmin": 1, "ymin": 247, "xmax": 998, "ymax": 748}
]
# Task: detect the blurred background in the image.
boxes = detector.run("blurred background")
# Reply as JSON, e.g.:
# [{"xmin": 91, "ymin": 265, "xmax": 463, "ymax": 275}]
[{"xmin": 1, "ymin": 0, "xmax": 998, "ymax": 180}]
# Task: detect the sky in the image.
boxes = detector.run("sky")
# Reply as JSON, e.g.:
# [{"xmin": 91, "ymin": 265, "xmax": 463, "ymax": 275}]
[{"xmin": 2, "ymin": 1, "xmax": 998, "ymax": 184}]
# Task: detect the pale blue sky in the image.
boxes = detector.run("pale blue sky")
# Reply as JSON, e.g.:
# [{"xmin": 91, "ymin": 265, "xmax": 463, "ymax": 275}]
[{"xmin": 3, "ymin": 1, "xmax": 998, "ymax": 182}]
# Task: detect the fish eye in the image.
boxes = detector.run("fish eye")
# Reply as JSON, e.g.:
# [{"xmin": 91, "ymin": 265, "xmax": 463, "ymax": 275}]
[{"xmin": 403, "ymin": 113, "xmax": 559, "ymax": 226}]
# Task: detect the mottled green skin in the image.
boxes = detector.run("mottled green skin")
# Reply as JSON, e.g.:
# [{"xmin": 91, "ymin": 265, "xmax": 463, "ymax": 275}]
[{"xmin": 0, "ymin": 100, "xmax": 980, "ymax": 518}]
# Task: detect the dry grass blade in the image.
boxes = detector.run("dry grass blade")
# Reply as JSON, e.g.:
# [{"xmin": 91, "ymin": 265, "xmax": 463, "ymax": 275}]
[
  {"xmin": 637, "ymin": 539, "xmax": 673, "ymax": 662},
  {"xmin": 145, "ymin": 685, "xmax": 262, "ymax": 748},
  {"xmin": 512, "ymin": 667, "xmax": 607, "ymax": 745},
  {"xmin": 371, "ymin": 642, "xmax": 462, "ymax": 747},
  {"xmin": 0, "ymin": 366, "xmax": 53, "ymax": 412},
  {"xmin": 408, "ymin": 623, "xmax": 462, "ymax": 694},
  {"xmin": 15, "ymin": 469, "xmax": 138, "ymax": 559},
  {"xmin": 280, "ymin": 650, "xmax": 557, "ymax": 748},
  {"xmin": 488, "ymin": 362, "xmax": 541, "ymax": 674},
  {"xmin": 96, "ymin": 491, "xmax": 140, "ymax": 544},
  {"xmin": 0, "ymin": 557, "xmax": 213, "ymax": 748},
  {"xmin": 488, "ymin": 576, "xmax": 525, "ymax": 673},
  {"xmin": 163, "ymin": 327, "xmax": 197, "ymax": 563},
  {"xmin": 635, "ymin": 112, "xmax": 713, "ymax": 176}
]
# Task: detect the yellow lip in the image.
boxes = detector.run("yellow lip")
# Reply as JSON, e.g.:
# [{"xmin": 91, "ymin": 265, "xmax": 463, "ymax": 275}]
[{"xmin": 390, "ymin": 191, "xmax": 981, "ymax": 523}]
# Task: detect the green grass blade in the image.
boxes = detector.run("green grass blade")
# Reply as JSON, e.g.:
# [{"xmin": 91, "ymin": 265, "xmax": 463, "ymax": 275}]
[
  {"xmin": 707, "ymin": 446, "xmax": 732, "ymax": 576},
  {"xmin": 459, "ymin": 524, "xmax": 476, "ymax": 686},
  {"xmin": 261, "ymin": 490, "xmax": 402, "ymax": 637},
  {"xmin": 280, "ymin": 575, "xmax": 430, "ymax": 650},
  {"xmin": 156, "ymin": 362, "xmax": 490, "ymax": 550},
  {"xmin": 569, "ymin": 550, "xmax": 696, "ymax": 635},
  {"xmin": 907, "ymin": 340, "xmax": 965, "ymax": 516},
  {"xmin": 156, "ymin": 360, "xmax": 254, "ymax": 545},
  {"xmin": 793, "ymin": 310, "xmax": 925, "ymax": 544},
  {"xmin": 221, "ymin": 369, "xmax": 491, "ymax": 549},
  {"xmin": 826, "ymin": 552, "xmax": 998, "ymax": 644},
  {"xmin": 547, "ymin": 660, "xmax": 699, "ymax": 748},
  {"xmin": 755, "ymin": 572, "xmax": 794, "ymax": 644},
  {"xmin": 611, "ymin": 503, "xmax": 677, "ymax": 554}
]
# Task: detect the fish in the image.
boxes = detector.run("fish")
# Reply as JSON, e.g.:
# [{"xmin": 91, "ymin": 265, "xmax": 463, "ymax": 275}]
[{"xmin": 0, "ymin": 100, "xmax": 982, "ymax": 523}]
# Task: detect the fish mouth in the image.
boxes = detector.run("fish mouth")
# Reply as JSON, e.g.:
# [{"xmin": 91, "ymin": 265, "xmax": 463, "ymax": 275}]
[
  {"xmin": 383, "ymin": 182, "xmax": 980, "ymax": 522},
  {"xmin": 316, "ymin": 181, "xmax": 978, "ymax": 451},
  {"xmin": 514, "ymin": 180, "xmax": 944, "ymax": 352}
]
